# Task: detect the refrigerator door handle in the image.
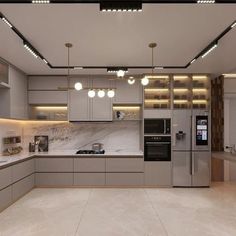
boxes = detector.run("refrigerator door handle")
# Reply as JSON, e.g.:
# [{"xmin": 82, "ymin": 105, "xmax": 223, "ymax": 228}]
[{"xmin": 191, "ymin": 152, "xmax": 195, "ymax": 175}]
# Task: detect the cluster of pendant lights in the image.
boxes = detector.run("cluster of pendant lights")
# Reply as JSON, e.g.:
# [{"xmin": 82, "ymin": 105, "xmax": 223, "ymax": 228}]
[{"xmin": 74, "ymin": 82, "xmax": 115, "ymax": 98}]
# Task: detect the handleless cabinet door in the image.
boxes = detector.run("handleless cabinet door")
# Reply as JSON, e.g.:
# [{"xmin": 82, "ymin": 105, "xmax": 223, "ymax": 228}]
[
  {"xmin": 69, "ymin": 78, "xmax": 90, "ymax": 121},
  {"xmin": 12, "ymin": 159, "xmax": 34, "ymax": 182},
  {"xmin": 0, "ymin": 167, "xmax": 12, "ymax": 190},
  {"xmin": 114, "ymin": 80, "xmax": 142, "ymax": 104},
  {"xmin": 35, "ymin": 158, "xmax": 73, "ymax": 172},
  {"xmin": 0, "ymin": 186, "xmax": 12, "ymax": 212},
  {"xmin": 106, "ymin": 158, "xmax": 144, "ymax": 173},
  {"xmin": 74, "ymin": 158, "xmax": 105, "ymax": 172},
  {"xmin": 91, "ymin": 78, "xmax": 112, "ymax": 121}
]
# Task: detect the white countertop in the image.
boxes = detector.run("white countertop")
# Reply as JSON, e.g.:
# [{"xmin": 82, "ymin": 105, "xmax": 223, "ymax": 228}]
[
  {"xmin": 0, "ymin": 150, "xmax": 144, "ymax": 169},
  {"xmin": 212, "ymin": 151, "xmax": 236, "ymax": 162}
]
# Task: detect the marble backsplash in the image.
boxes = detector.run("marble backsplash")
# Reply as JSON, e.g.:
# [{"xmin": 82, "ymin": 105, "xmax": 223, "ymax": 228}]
[{"xmin": 23, "ymin": 121, "xmax": 141, "ymax": 152}]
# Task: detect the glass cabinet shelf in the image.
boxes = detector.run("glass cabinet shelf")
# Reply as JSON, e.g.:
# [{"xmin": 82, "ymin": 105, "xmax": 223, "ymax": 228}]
[
  {"xmin": 29, "ymin": 105, "xmax": 68, "ymax": 120},
  {"xmin": 144, "ymin": 75, "xmax": 171, "ymax": 109},
  {"xmin": 173, "ymin": 75, "xmax": 191, "ymax": 109}
]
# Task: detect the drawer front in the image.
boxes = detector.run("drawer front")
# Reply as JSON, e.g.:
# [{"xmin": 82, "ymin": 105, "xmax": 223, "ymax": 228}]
[
  {"xmin": 0, "ymin": 186, "xmax": 12, "ymax": 212},
  {"xmin": 106, "ymin": 158, "xmax": 144, "ymax": 173},
  {"xmin": 106, "ymin": 173, "xmax": 144, "ymax": 186},
  {"xmin": 35, "ymin": 173, "xmax": 73, "ymax": 186},
  {"xmin": 74, "ymin": 158, "xmax": 105, "ymax": 172},
  {"xmin": 144, "ymin": 162, "xmax": 172, "ymax": 186},
  {"xmin": 12, "ymin": 159, "xmax": 34, "ymax": 183},
  {"xmin": 35, "ymin": 158, "xmax": 73, "ymax": 172},
  {"xmin": 12, "ymin": 174, "xmax": 35, "ymax": 201},
  {"xmin": 0, "ymin": 167, "xmax": 12, "ymax": 190},
  {"xmin": 74, "ymin": 173, "xmax": 105, "ymax": 186}
]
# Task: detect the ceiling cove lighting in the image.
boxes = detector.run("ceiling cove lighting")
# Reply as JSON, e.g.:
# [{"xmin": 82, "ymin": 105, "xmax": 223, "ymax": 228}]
[
  {"xmin": 100, "ymin": 1, "xmax": 142, "ymax": 12},
  {"xmin": 201, "ymin": 43, "xmax": 218, "ymax": 58},
  {"xmin": 1, "ymin": 17, "xmax": 12, "ymax": 28},
  {"xmin": 24, "ymin": 43, "xmax": 38, "ymax": 58},
  {"xmin": 197, "ymin": 0, "xmax": 215, "ymax": 3},
  {"xmin": 32, "ymin": 0, "xmax": 50, "ymax": 3}
]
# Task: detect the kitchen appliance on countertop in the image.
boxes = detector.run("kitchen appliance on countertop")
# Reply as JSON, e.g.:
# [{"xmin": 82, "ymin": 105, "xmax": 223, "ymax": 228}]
[
  {"xmin": 76, "ymin": 149, "xmax": 105, "ymax": 154},
  {"xmin": 144, "ymin": 118, "xmax": 171, "ymax": 135},
  {"xmin": 144, "ymin": 135, "xmax": 171, "ymax": 161},
  {"xmin": 92, "ymin": 143, "xmax": 104, "ymax": 153},
  {"xmin": 172, "ymin": 110, "xmax": 210, "ymax": 187}
]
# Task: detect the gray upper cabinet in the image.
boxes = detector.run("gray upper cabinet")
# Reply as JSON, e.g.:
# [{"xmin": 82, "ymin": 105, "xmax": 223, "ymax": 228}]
[
  {"xmin": 114, "ymin": 80, "xmax": 142, "ymax": 104},
  {"xmin": 68, "ymin": 78, "xmax": 112, "ymax": 121},
  {"xmin": 91, "ymin": 78, "xmax": 112, "ymax": 121},
  {"xmin": 68, "ymin": 78, "xmax": 89, "ymax": 121}
]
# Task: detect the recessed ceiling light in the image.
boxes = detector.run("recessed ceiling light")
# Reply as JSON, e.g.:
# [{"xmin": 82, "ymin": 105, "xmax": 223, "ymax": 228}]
[
  {"xmin": 32, "ymin": 0, "xmax": 50, "ymax": 3},
  {"xmin": 74, "ymin": 67, "xmax": 83, "ymax": 70},
  {"xmin": 197, "ymin": 0, "xmax": 215, "ymax": 3},
  {"xmin": 100, "ymin": 1, "xmax": 142, "ymax": 12},
  {"xmin": 155, "ymin": 67, "xmax": 164, "ymax": 70}
]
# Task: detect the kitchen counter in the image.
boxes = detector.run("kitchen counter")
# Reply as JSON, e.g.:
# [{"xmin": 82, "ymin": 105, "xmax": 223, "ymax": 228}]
[
  {"xmin": 0, "ymin": 150, "xmax": 144, "ymax": 169},
  {"xmin": 212, "ymin": 151, "xmax": 236, "ymax": 162}
]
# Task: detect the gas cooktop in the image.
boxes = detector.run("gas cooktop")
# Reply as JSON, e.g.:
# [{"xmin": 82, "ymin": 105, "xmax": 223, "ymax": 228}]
[{"xmin": 76, "ymin": 150, "xmax": 105, "ymax": 154}]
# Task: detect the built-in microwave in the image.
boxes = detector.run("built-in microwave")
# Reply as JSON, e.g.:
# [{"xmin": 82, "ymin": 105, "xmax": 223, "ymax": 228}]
[{"xmin": 144, "ymin": 118, "xmax": 171, "ymax": 135}]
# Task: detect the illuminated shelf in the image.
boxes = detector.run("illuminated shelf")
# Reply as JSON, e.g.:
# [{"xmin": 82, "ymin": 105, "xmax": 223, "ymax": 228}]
[
  {"xmin": 145, "ymin": 88, "xmax": 169, "ymax": 92},
  {"xmin": 29, "ymin": 105, "xmax": 68, "ymax": 121}
]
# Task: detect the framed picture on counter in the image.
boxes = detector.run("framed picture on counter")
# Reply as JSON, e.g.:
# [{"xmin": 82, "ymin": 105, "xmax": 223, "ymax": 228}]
[{"xmin": 34, "ymin": 135, "xmax": 49, "ymax": 152}]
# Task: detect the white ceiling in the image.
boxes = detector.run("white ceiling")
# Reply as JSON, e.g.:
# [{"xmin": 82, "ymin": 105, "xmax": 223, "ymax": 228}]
[{"xmin": 0, "ymin": 3, "xmax": 236, "ymax": 76}]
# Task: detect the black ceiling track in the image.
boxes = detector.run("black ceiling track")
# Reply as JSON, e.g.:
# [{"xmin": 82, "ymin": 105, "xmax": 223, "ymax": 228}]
[{"xmin": 0, "ymin": 9, "xmax": 236, "ymax": 70}]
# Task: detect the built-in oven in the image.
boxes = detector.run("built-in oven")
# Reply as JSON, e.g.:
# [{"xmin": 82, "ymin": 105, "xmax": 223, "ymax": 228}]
[
  {"xmin": 144, "ymin": 136, "xmax": 171, "ymax": 161},
  {"xmin": 144, "ymin": 119, "xmax": 171, "ymax": 135}
]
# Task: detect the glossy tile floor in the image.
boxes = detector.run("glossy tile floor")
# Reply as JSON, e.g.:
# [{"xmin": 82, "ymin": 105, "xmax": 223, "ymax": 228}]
[{"xmin": 0, "ymin": 183, "xmax": 236, "ymax": 236}]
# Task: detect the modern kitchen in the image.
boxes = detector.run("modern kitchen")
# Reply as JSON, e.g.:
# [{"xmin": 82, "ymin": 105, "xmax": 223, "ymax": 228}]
[{"xmin": 0, "ymin": 1, "xmax": 236, "ymax": 236}]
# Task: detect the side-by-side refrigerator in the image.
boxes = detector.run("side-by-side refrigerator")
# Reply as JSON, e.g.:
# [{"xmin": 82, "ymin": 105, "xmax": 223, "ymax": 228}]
[{"xmin": 172, "ymin": 110, "xmax": 211, "ymax": 187}]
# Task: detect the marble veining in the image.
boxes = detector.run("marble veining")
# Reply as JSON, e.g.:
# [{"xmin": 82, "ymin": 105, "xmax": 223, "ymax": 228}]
[{"xmin": 23, "ymin": 121, "xmax": 140, "ymax": 152}]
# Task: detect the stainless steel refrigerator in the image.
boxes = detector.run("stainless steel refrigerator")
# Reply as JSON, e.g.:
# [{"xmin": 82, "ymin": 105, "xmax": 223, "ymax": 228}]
[{"xmin": 172, "ymin": 110, "xmax": 211, "ymax": 187}]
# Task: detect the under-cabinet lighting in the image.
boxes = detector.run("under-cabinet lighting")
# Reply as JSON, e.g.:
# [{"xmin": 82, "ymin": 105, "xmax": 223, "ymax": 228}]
[
  {"xmin": 201, "ymin": 44, "xmax": 218, "ymax": 58},
  {"xmin": 24, "ymin": 44, "xmax": 38, "ymax": 58},
  {"xmin": 192, "ymin": 75, "xmax": 208, "ymax": 80},
  {"xmin": 173, "ymin": 100, "xmax": 188, "ymax": 104},
  {"xmin": 223, "ymin": 74, "xmax": 236, "ymax": 78},
  {"xmin": 173, "ymin": 88, "xmax": 189, "ymax": 92},
  {"xmin": 192, "ymin": 100, "xmax": 208, "ymax": 104},
  {"xmin": 145, "ymin": 88, "xmax": 169, "ymax": 92},
  {"xmin": 197, "ymin": 0, "xmax": 215, "ymax": 3},
  {"xmin": 2, "ymin": 17, "xmax": 12, "ymax": 28},
  {"xmin": 192, "ymin": 88, "xmax": 207, "ymax": 92},
  {"xmin": 113, "ymin": 106, "xmax": 140, "ymax": 110},
  {"xmin": 145, "ymin": 99, "xmax": 169, "ymax": 103},
  {"xmin": 34, "ymin": 106, "xmax": 67, "ymax": 110},
  {"xmin": 231, "ymin": 22, "xmax": 236, "ymax": 28},
  {"xmin": 145, "ymin": 75, "xmax": 169, "ymax": 79},
  {"xmin": 32, "ymin": 0, "xmax": 50, "ymax": 3},
  {"xmin": 173, "ymin": 76, "xmax": 189, "ymax": 80}
]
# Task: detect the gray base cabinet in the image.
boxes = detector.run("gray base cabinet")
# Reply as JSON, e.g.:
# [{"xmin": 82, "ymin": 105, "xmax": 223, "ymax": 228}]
[
  {"xmin": 144, "ymin": 162, "xmax": 172, "ymax": 186},
  {"xmin": 0, "ymin": 186, "xmax": 12, "ymax": 212},
  {"xmin": 35, "ymin": 173, "xmax": 73, "ymax": 186},
  {"xmin": 12, "ymin": 174, "xmax": 34, "ymax": 201},
  {"xmin": 12, "ymin": 159, "xmax": 34, "ymax": 182},
  {"xmin": 74, "ymin": 173, "xmax": 105, "ymax": 186},
  {"xmin": 106, "ymin": 173, "xmax": 144, "ymax": 186},
  {"xmin": 0, "ymin": 167, "xmax": 12, "ymax": 190}
]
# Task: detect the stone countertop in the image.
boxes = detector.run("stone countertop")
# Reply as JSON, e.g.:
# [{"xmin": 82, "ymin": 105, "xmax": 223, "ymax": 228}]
[
  {"xmin": 212, "ymin": 151, "xmax": 236, "ymax": 162},
  {"xmin": 0, "ymin": 150, "xmax": 144, "ymax": 169}
]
